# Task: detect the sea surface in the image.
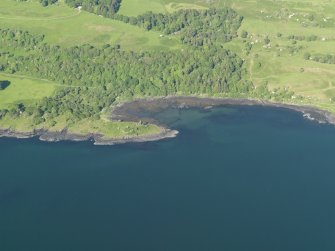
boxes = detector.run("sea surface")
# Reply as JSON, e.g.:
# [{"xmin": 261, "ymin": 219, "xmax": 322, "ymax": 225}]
[{"xmin": 1, "ymin": 106, "xmax": 335, "ymax": 251}]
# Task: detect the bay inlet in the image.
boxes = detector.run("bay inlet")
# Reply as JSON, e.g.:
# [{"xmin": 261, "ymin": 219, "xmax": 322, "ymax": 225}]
[{"xmin": 1, "ymin": 105, "xmax": 335, "ymax": 250}]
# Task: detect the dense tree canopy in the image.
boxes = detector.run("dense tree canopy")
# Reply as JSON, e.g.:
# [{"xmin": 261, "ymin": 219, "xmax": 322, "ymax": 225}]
[
  {"xmin": 0, "ymin": 29, "xmax": 44, "ymax": 49},
  {"xmin": 113, "ymin": 8, "xmax": 243, "ymax": 46},
  {"xmin": 40, "ymin": 0, "xmax": 58, "ymax": 7},
  {"xmin": 0, "ymin": 29, "xmax": 251, "ymax": 94},
  {"xmin": 65, "ymin": 0, "xmax": 122, "ymax": 15},
  {"xmin": 0, "ymin": 27, "xmax": 253, "ymax": 123}
]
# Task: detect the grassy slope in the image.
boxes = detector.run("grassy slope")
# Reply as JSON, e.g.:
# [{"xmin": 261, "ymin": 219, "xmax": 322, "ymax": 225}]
[
  {"xmin": 0, "ymin": 113, "xmax": 161, "ymax": 138},
  {"xmin": 217, "ymin": 0, "xmax": 335, "ymax": 112},
  {"xmin": 119, "ymin": 0, "xmax": 207, "ymax": 16},
  {"xmin": 67, "ymin": 119, "xmax": 161, "ymax": 139},
  {"xmin": 0, "ymin": 0, "xmax": 180, "ymax": 51},
  {"xmin": 0, "ymin": 73, "xmax": 57, "ymax": 109}
]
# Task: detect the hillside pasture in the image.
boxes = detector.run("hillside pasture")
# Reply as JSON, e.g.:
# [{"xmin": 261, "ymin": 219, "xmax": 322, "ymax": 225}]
[
  {"xmin": 221, "ymin": 0, "xmax": 335, "ymax": 106},
  {"xmin": 0, "ymin": 73, "xmax": 56, "ymax": 109},
  {"xmin": 119, "ymin": 0, "xmax": 208, "ymax": 16},
  {"xmin": 0, "ymin": 0, "xmax": 181, "ymax": 51}
]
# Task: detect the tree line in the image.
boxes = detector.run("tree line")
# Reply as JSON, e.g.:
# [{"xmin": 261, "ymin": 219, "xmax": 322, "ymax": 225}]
[
  {"xmin": 304, "ymin": 53, "xmax": 335, "ymax": 64},
  {"xmin": 40, "ymin": 0, "xmax": 58, "ymax": 7},
  {"xmin": 287, "ymin": 34, "xmax": 318, "ymax": 42},
  {"xmin": 111, "ymin": 8, "xmax": 243, "ymax": 46},
  {"xmin": 63, "ymin": 0, "xmax": 242, "ymax": 47},
  {"xmin": 65, "ymin": 0, "xmax": 122, "ymax": 15},
  {"xmin": 0, "ymin": 29, "xmax": 45, "ymax": 49},
  {"xmin": 0, "ymin": 28, "xmax": 253, "ymax": 124}
]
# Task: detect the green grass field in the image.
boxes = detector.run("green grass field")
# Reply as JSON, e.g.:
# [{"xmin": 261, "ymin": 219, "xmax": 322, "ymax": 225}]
[
  {"xmin": 119, "ymin": 0, "xmax": 207, "ymax": 16},
  {"xmin": 0, "ymin": 0, "xmax": 181, "ymax": 51},
  {"xmin": 67, "ymin": 119, "xmax": 161, "ymax": 139},
  {"xmin": 0, "ymin": 73, "xmax": 57, "ymax": 109}
]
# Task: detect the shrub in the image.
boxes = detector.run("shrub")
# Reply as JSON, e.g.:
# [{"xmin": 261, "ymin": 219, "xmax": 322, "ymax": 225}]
[{"xmin": 0, "ymin": 80, "xmax": 10, "ymax": 90}]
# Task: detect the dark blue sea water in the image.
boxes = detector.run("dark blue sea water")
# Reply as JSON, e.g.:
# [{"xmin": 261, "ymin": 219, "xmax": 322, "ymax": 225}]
[{"xmin": 1, "ymin": 106, "xmax": 335, "ymax": 251}]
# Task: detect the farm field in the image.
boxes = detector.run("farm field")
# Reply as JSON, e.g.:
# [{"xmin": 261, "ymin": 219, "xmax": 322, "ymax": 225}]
[{"xmin": 0, "ymin": 73, "xmax": 56, "ymax": 109}]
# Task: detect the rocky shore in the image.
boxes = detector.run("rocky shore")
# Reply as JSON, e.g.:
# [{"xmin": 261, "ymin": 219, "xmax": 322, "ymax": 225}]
[
  {"xmin": 1, "ymin": 96, "xmax": 334, "ymax": 145},
  {"xmin": 111, "ymin": 96, "xmax": 335, "ymax": 125},
  {"xmin": 0, "ymin": 127, "xmax": 178, "ymax": 145}
]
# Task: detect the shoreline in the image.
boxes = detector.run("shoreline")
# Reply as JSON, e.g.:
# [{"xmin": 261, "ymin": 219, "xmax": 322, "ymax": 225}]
[
  {"xmin": 0, "ymin": 127, "xmax": 179, "ymax": 145},
  {"xmin": 111, "ymin": 96, "xmax": 335, "ymax": 125},
  {"xmin": 1, "ymin": 96, "xmax": 335, "ymax": 145}
]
